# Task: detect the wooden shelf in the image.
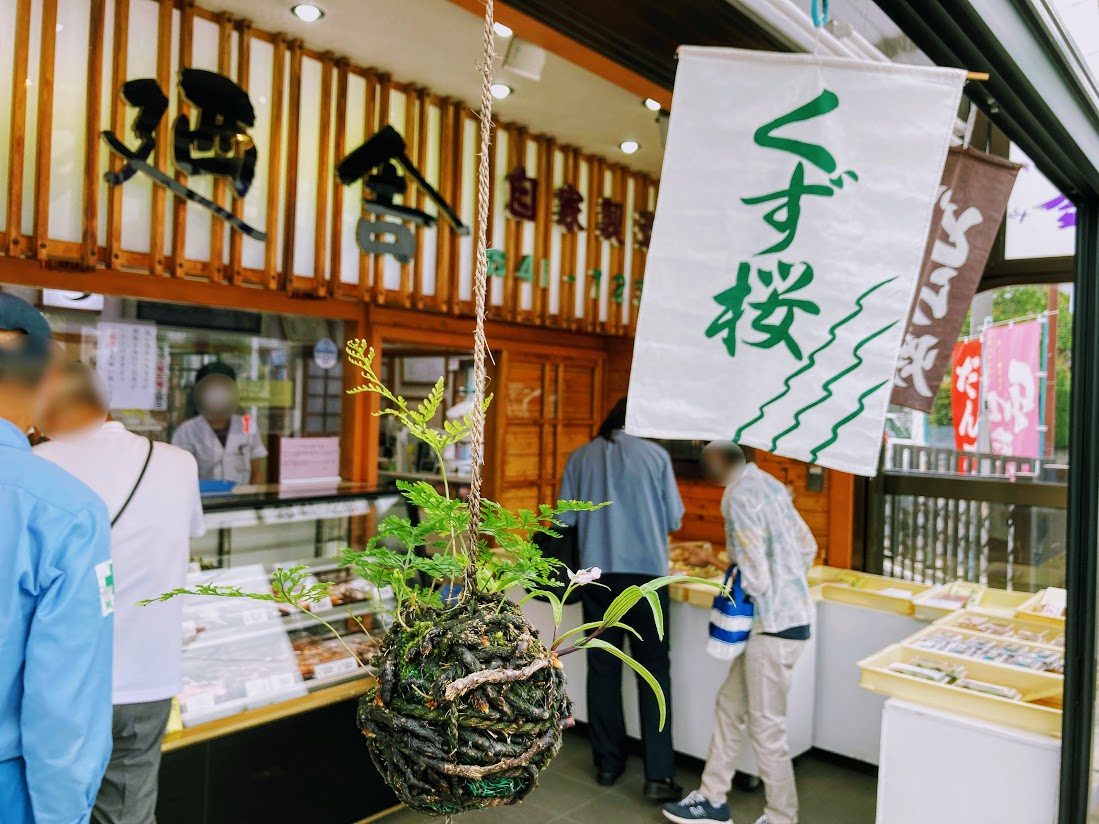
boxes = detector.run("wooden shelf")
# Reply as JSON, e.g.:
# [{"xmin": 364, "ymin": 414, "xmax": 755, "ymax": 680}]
[{"xmin": 162, "ymin": 676, "xmax": 376, "ymax": 752}]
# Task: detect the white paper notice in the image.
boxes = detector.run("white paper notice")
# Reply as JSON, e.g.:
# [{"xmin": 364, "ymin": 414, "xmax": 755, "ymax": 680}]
[
  {"xmin": 96, "ymin": 322, "xmax": 158, "ymax": 410},
  {"xmin": 278, "ymin": 436, "xmax": 341, "ymax": 483}
]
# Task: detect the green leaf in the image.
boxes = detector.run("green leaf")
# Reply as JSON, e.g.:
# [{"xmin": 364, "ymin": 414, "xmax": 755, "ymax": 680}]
[
  {"xmin": 641, "ymin": 574, "xmax": 730, "ymax": 597},
  {"xmin": 601, "ymin": 585, "xmax": 645, "ymax": 628},
  {"xmin": 581, "ymin": 638, "xmax": 667, "ymax": 730},
  {"xmin": 642, "ymin": 589, "xmax": 664, "ymax": 641},
  {"xmin": 553, "ymin": 620, "xmax": 642, "ymax": 649}
]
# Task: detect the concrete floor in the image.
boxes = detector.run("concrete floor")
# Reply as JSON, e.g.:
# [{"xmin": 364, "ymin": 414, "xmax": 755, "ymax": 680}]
[{"xmin": 380, "ymin": 731, "xmax": 878, "ymax": 824}]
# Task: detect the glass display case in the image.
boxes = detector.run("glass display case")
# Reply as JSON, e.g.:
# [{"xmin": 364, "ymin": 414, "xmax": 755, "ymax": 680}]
[{"xmin": 179, "ymin": 486, "xmax": 408, "ymax": 728}]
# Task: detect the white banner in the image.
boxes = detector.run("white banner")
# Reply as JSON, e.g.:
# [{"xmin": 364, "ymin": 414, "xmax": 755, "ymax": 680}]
[{"xmin": 627, "ymin": 48, "xmax": 964, "ymax": 476}]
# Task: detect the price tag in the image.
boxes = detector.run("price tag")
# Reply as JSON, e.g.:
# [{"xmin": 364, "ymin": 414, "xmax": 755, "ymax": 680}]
[
  {"xmin": 241, "ymin": 608, "xmax": 270, "ymax": 626},
  {"xmin": 313, "ymin": 657, "xmax": 359, "ymax": 681},
  {"xmin": 182, "ymin": 693, "xmax": 217, "ymax": 716},
  {"xmin": 270, "ymin": 671, "xmax": 299, "ymax": 691},
  {"xmin": 245, "ymin": 677, "xmax": 273, "ymax": 699}
]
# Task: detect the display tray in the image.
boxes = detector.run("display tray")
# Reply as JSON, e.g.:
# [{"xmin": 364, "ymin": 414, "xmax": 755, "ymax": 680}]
[
  {"xmin": 1016, "ymin": 588, "xmax": 1067, "ymax": 628},
  {"xmin": 903, "ymin": 625, "xmax": 1064, "ymax": 675},
  {"xmin": 818, "ymin": 571, "xmax": 931, "ymax": 615},
  {"xmin": 912, "ymin": 582, "xmax": 1032, "ymax": 622},
  {"xmin": 934, "ymin": 610, "xmax": 1065, "ymax": 649},
  {"xmin": 858, "ymin": 644, "xmax": 1062, "ymax": 737}
]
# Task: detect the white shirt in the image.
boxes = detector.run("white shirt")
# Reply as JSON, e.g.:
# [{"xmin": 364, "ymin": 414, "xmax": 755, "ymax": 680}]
[
  {"xmin": 36, "ymin": 422, "xmax": 206, "ymax": 704},
  {"xmin": 171, "ymin": 414, "xmax": 268, "ymax": 484}
]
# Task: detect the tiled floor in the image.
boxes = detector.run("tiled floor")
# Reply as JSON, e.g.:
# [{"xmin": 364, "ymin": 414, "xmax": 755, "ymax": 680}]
[{"xmin": 379, "ymin": 731, "xmax": 878, "ymax": 823}]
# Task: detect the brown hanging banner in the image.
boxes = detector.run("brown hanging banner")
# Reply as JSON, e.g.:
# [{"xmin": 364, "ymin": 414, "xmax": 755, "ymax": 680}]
[{"xmin": 891, "ymin": 146, "xmax": 1021, "ymax": 412}]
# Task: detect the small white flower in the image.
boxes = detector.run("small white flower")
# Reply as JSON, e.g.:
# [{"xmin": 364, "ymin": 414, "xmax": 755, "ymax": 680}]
[{"xmin": 570, "ymin": 567, "xmax": 602, "ymax": 585}]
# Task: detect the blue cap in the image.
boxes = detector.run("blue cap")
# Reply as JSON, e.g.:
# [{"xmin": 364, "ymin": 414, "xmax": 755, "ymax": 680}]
[{"xmin": 0, "ymin": 292, "xmax": 52, "ymax": 357}]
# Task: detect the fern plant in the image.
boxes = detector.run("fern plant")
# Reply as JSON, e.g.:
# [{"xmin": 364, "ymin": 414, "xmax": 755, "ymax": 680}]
[{"xmin": 149, "ymin": 340, "xmax": 724, "ymax": 769}]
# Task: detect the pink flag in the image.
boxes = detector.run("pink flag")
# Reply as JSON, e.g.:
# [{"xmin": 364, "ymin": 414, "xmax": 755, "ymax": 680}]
[{"xmin": 983, "ymin": 322, "xmax": 1041, "ymax": 458}]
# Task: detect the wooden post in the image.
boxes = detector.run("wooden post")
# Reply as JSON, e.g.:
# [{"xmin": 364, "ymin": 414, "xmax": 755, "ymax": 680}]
[
  {"xmin": 329, "ymin": 57, "xmax": 349, "ymax": 297},
  {"xmin": 358, "ymin": 68, "xmax": 378, "ymax": 301},
  {"xmin": 149, "ymin": 0, "xmax": 173, "ymax": 276},
  {"xmin": 32, "ymin": 0, "xmax": 58, "ymax": 263},
  {"xmin": 312, "ymin": 52, "xmax": 335, "ymax": 297},
  {"xmin": 104, "ymin": 0, "xmax": 129, "ymax": 270},
  {"xmin": 280, "ymin": 39, "xmax": 303, "ymax": 293},
  {"xmin": 229, "ymin": 18, "xmax": 251, "ymax": 285},
  {"xmin": 371, "ymin": 74, "xmax": 391, "ymax": 305},
  {"xmin": 262, "ymin": 34, "xmax": 286, "ymax": 289},
  {"xmin": 82, "ymin": 0, "xmax": 106, "ymax": 270},
  {"xmin": 170, "ymin": 0, "xmax": 195, "ymax": 278},
  {"xmin": 209, "ymin": 11, "xmax": 233, "ymax": 283}
]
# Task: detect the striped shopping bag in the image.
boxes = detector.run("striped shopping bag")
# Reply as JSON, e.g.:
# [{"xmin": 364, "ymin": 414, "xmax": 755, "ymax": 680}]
[{"xmin": 706, "ymin": 565, "xmax": 753, "ymax": 661}]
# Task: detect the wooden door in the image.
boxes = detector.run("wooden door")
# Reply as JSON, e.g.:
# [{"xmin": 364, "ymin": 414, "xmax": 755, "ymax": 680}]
[{"xmin": 487, "ymin": 352, "xmax": 604, "ymax": 513}]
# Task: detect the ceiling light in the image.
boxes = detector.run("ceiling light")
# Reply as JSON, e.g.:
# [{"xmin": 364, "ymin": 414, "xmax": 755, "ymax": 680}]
[
  {"xmin": 490, "ymin": 83, "xmax": 513, "ymax": 100},
  {"xmin": 619, "ymin": 140, "xmax": 640, "ymax": 155},
  {"xmin": 644, "ymin": 98, "xmax": 662, "ymax": 111},
  {"xmin": 291, "ymin": 4, "xmax": 324, "ymax": 22},
  {"xmin": 493, "ymin": 22, "xmax": 513, "ymax": 38}
]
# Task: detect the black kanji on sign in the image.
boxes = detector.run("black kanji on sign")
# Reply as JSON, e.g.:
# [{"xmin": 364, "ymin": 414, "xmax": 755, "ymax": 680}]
[
  {"xmin": 336, "ymin": 125, "xmax": 470, "ymax": 264},
  {"xmin": 102, "ymin": 69, "xmax": 266, "ymax": 240}
]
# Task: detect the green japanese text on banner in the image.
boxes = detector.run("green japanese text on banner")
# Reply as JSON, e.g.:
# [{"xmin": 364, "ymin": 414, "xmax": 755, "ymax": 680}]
[{"xmin": 626, "ymin": 47, "xmax": 965, "ymax": 476}]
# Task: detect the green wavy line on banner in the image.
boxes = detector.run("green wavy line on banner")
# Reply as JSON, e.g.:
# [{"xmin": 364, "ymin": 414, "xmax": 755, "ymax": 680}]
[
  {"xmin": 810, "ymin": 378, "xmax": 891, "ymax": 463},
  {"xmin": 767, "ymin": 319, "xmax": 897, "ymax": 451},
  {"xmin": 735, "ymin": 276, "xmax": 896, "ymax": 447}
]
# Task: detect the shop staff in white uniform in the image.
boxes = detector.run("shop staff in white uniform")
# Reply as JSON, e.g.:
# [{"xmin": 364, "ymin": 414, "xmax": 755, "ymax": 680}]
[
  {"xmin": 36, "ymin": 361, "xmax": 206, "ymax": 824},
  {"xmin": 171, "ymin": 361, "xmax": 267, "ymax": 485}
]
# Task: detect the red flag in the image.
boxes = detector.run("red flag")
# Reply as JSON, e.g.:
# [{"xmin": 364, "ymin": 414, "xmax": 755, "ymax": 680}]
[{"xmin": 951, "ymin": 340, "xmax": 982, "ymax": 452}]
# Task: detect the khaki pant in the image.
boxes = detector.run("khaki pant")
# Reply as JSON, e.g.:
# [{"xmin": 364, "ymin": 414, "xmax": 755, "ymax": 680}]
[{"xmin": 699, "ymin": 634, "xmax": 806, "ymax": 824}]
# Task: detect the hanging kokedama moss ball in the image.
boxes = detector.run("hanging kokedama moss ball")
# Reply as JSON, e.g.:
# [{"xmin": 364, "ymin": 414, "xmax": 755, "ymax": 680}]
[{"xmin": 357, "ymin": 592, "xmax": 572, "ymax": 816}]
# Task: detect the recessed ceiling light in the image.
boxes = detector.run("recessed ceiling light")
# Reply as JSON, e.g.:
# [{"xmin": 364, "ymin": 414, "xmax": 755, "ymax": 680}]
[
  {"xmin": 291, "ymin": 4, "xmax": 324, "ymax": 22},
  {"xmin": 490, "ymin": 83, "xmax": 513, "ymax": 100},
  {"xmin": 493, "ymin": 22, "xmax": 513, "ymax": 38},
  {"xmin": 644, "ymin": 98, "xmax": 662, "ymax": 111},
  {"xmin": 619, "ymin": 140, "xmax": 640, "ymax": 155}
]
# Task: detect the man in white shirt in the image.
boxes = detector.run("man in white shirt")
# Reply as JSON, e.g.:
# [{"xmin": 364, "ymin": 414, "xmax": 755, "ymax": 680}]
[
  {"xmin": 171, "ymin": 361, "xmax": 267, "ymax": 485},
  {"xmin": 36, "ymin": 361, "xmax": 206, "ymax": 824}
]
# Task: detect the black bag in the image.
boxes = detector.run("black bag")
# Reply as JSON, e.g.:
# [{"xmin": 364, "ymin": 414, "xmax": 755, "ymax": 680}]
[{"xmin": 531, "ymin": 525, "xmax": 582, "ymax": 605}]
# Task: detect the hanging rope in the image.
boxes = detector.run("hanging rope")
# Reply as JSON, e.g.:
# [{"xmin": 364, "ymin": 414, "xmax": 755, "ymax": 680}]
[{"xmin": 466, "ymin": 0, "xmax": 495, "ymax": 569}]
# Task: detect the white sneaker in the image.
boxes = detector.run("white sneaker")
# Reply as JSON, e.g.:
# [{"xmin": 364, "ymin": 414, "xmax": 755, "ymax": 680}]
[{"xmin": 752, "ymin": 817, "xmax": 770, "ymax": 824}]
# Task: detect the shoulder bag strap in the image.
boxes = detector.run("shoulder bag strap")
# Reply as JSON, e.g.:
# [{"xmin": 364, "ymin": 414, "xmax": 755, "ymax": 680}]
[{"xmin": 111, "ymin": 437, "xmax": 154, "ymax": 528}]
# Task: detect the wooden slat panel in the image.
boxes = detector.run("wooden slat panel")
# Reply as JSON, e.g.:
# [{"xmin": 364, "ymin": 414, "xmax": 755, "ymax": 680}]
[
  {"xmin": 559, "ymin": 147, "xmax": 578, "ymax": 328},
  {"xmin": 262, "ymin": 33, "xmax": 286, "ymax": 289},
  {"xmin": 228, "ymin": 17, "xmax": 251, "ymax": 285},
  {"xmin": 6, "ymin": 0, "xmax": 31, "ymax": 255},
  {"xmin": 170, "ymin": 0, "xmax": 195, "ymax": 278},
  {"xmin": 370, "ymin": 73, "xmax": 390, "ymax": 305},
  {"xmin": 149, "ymin": 0, "xmax": 172, "ymax": 276},
  {"xmin": 445, "ymin": 100, "xmax": 465, "ymax": 316},
  {"xmin": 628, "ymin": 176, "xmax": 649, "ymax": 334},
  {"xmin": 328, "ymin": 57, "xmax": 348, "ymax": 297},
  {"xmin": 583, "ymin": 156, "xmax": 603, "ymax": 332},
  {"xmin": 433, "ymin": 97, "xmax": 453, "ymax": 313},
  {"xmin": 504, "ymin": 126, "xmax": 526, "ymax": 322},
  {"xmin": 82, "ymin": 0, "xmax": 107, "ymax": 269},
  {"xmin": 357, "ymin": 68, "xmax": 377, "ymax": 299},
  {"xmin": 411, "ymin": 87, "xmax": 428, "ymax": 308},
  {"xmin": 312, "ymin": 51, "xmax": 334, "ymax": 297},
  {"xmin": 607, "ymin": 165, "xmax": 626, "ymax": 335},
  {"xmin": 280, "ymin": 38, "xmax": 303, "ymax": 292},
  {"xmin": 32, "ymin": 0, "xmax": 58, "ymax": 262},
  {"xmin": 208, "ymin": 10, "xmax": 232, "ymax": 283},
  {"xmin": 533, "ymin": 135, "xmax": 552, "ymax": 325},
  {"xmin": 104, "ymin": 0, "xmax": 129, "ymax": 269}
]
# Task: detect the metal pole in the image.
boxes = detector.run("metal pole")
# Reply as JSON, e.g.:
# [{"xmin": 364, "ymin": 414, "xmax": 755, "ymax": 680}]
[
  {"xmin": 1060, "ymin": 200, "xmax": 1098, "ymax": 824},
  {"xmin": 1046, "ymin": 285, "xmax": 1059, "ymax": 459}
]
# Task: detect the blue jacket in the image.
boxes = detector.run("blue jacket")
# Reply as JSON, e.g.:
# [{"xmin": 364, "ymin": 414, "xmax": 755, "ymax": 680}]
[{"xmin": 0, "ymin": 418, "xmax": 113, "ymax": 824}]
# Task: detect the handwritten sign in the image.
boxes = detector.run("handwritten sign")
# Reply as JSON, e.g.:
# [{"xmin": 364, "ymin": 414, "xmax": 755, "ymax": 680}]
[{"xmin": 96, "ymin": 321, "xmax": 158, "ymax": 410}]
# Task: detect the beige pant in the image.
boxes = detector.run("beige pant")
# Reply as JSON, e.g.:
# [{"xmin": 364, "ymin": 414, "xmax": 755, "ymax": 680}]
[{"xmin": 699, "ymin": 633, "xmax": 806, "ymax": 824}]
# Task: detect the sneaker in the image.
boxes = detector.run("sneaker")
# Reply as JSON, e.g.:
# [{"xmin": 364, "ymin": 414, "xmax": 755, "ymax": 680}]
[
  {"xmin": 662, "ymin": 791, "xmax": 732, "ymax": 824},
  {"xmin": 752, "ymin": 817, "xmax": 773, "ymax": 824}
]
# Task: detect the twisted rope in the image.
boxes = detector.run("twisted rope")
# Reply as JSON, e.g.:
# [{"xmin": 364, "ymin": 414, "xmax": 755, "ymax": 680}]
[{"xmin": 466, "ymin": 0, "xmax": 495, "ymax": 568}]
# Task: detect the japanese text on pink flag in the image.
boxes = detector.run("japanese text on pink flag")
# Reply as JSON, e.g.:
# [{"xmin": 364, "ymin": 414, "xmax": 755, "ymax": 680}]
[
  {"xmin": 626, "ymin": 48, "xmax": 964, "ymax": 475},
  {"xmin": 983, "ymin": 322, "xmax": 1041, "ymax": 459}
]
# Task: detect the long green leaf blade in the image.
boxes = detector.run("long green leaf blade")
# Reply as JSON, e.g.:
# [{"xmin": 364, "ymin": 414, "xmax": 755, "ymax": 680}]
[{"xmin": 581, "ymin": 638, "xmax": 667, "ymax": 730}]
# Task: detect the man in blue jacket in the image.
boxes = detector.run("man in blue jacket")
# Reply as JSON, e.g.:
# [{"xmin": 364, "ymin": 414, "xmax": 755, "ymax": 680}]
[{"xmin": 0, "ymin": 293, "xmax": 114, "ymax": 824}]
